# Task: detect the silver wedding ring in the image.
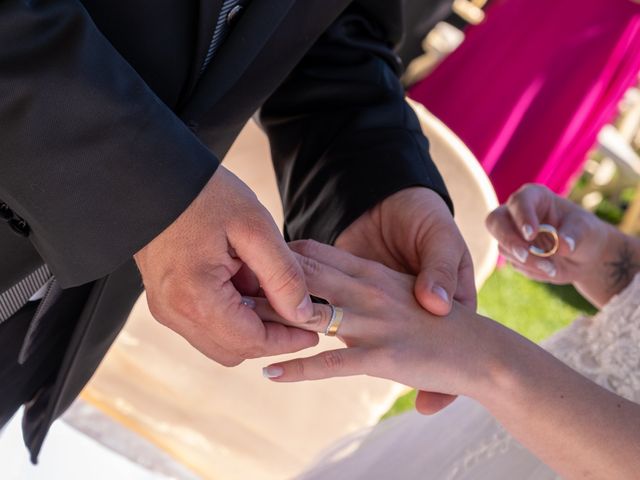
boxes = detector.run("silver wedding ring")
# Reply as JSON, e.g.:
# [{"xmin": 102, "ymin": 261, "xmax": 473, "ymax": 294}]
[{"xmin": 324, "ymin": 304, "xmax": 344, "ymax": 337}]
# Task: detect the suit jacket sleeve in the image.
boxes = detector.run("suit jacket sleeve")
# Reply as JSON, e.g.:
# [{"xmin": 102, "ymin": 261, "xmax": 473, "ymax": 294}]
[
  {"xmin": 0, "ymin": 0, "xmax": 218, "ymax": 287},
  {"xmin": 260, "ymin": 3, "xmax": 453, "ymax": 244}
]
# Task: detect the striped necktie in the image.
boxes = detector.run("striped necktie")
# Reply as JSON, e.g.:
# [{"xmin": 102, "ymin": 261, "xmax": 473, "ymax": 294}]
[
  {"xmin": 201, "ymin": 0, "xmax": 242, "ymax": 74},
  {"xmin": 0, "ymin": 264, "xmax": 51, "ymax": 323}
]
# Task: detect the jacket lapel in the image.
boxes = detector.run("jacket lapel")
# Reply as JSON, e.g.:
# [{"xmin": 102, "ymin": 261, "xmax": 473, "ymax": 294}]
[
  {"xmin": 180, "ymin": 0, "xmax": 351, "ymax": 158},
  {"xmin": 181, "ymin": 0, "xmax": 297, "ymax": 120}
]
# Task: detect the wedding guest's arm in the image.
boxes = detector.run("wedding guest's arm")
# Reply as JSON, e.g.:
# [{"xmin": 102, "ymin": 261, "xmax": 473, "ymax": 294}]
[
  {"xmin": 486, "ymin": 184, "xmax": 640, "ymax": 308},
  {"xmin": 256, "ymin": 241, "xmax": 640, "ymax": 480}
]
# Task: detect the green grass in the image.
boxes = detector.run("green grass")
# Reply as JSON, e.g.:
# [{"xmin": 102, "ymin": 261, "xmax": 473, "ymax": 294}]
[
  {"xmin": 477, "ymin": 264, "xmax": 596, "ymax": 342},
  {"xmin": 380, "ymin": 265, "xmax": 597, "ymax": 420},
  {"xmin": 380, "ymin": 389, "xmax": 418, "ymax": 421}
]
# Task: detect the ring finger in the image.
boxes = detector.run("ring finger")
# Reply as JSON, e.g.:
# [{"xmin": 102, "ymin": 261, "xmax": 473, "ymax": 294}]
[{"xmin": 249, "ymin": 297, "xmax": 360, "ymax": 339}]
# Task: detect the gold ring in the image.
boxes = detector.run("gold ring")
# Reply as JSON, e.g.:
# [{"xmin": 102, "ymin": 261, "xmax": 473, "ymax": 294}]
[
  {"xmin": 324, "ymin": 305, "xmax": 344, "ymax": 337},
  {"xmin": 528, "ymin": 224, "xmax": 559, "ymax": 258}
]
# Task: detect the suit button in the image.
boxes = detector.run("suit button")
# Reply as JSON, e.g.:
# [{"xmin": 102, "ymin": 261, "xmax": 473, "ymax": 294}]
[
  {"xmin": 9, "ymin": 218, "xmax": 30, "ymax": 237},
  {"xmin": 0, "ymin": 202, "xmax": 12, "ymax": 220},
  {"xmin": 227, "ymin": 5, "xmax": 244, "ymax": 26}
]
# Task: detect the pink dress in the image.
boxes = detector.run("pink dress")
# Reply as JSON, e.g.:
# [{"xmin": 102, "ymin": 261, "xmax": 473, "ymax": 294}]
[{"xmin": 410, "ymin": 0, "xmax": 640, "ymax": 202}]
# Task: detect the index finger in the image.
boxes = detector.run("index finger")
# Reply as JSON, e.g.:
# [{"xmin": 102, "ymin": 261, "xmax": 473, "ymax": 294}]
[{"xmin": 505, "ymin": 184, "xmax": 552, "ymax": 241}]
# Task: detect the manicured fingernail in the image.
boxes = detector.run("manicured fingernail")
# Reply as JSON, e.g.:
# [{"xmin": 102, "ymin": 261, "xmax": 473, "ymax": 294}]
[
  {"xmin": 433, "ymin": 285, "xmax": 450, "ymax": 304},
  {"xmin": 296, "ymin": 295, "xmax": 313, "ymax": 322},
  {"xmin": 536, "ymin": 260, "xmax": 556, "ymax": 278},
  {"xmin": 512, "ymin": 246, "xmax": 529, "ymax": 264},
  {"xmin": 241, "ymin": 297, "xmax": 256, "ymax": 309},
  {"xmin": 522, "ymin": 224, "xmax": 534, "ymax": 241},
  {"xmin": 563, "ymin": 236, "xmax": 576, "ymax": 252},
  {"xmin": 263, "ymin": 366, "xmax": 284, "ymax": 379}
]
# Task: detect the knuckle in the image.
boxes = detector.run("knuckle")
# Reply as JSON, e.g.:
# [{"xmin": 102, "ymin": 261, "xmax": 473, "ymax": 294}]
[
  {"xmin": 216, "ymin": 357, "xmax": 244, "ymax": 367},
  {"xmin": 157, "ymin": 279, "xmax": 209, "ymax": 325},
  {"xmin": 294, "ymin": 239, "xmax": 320, "ymax": 258},
  {"xmin": 207, "ymin": 264, "xmax": 236, "ymax": 285},
  {"xmin": 507, "ymin": 190, "xmax": 524, "ymax": 208},
  {"xmin": 510, "ymin": 184, "xmax": 535, "ymax": 205},
  {"xmin": 147, "ymin": 291, "xmax": 190, "ymax": 328},
  {"xmin": 292, "ymin": 358, "xmax": 306, "ymax": 378},
  {"xmin": 172, "ymin": 297, "xmax": 207, "ymax": 324},
  {"xmin": 320, "ymin": 350, "xmax": 345, "ymax": 372},
  {"xmin": 485, "ymin": 206, "xmax": 504, "ymax": 228},
  {"xmin": 518, "ymin": 182, "xmax": 541, "ymax": 197},
  {"xmin": 365, "ymin": 282, "xmax": 391, "ymax": 307},
  {"xmin": 240, "ymin": 340, "xmax": 267, "ymax": 359},
  {"xmin": 145, "ymin": 295, "xmax": 166, "ymax": 324},
  {"xmin": 430, "ymin": 262, "xmax": 457, "ymax": 286},
  {"xmin": 298, "ymin": 255, "xmax": 322, "ymax": 278},
  {"xmin": 270, "ymin": 261, "xmax": 305, "ymax": 295},
  {"xmin": 240, "ymin": 346, "xmax": 266, "ymax": 359}
]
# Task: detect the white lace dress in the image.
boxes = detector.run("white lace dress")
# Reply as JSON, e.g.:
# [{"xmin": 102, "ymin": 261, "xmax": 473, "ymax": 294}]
[{"xmin": 298, "ymin": 275, "xmax": 640, "ymax": 480}]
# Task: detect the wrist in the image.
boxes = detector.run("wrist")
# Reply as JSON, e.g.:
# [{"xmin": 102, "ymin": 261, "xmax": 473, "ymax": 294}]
[
  {"xmin": 467, "ymin": 316, "xmax": 543, "ymax": 408},
  {"xmin": 572, "ymin": 224, "xmax": 640, "ymax": 306},
  {"xmin": 572, "ymin": 222, "xmax": 617, "ymax": 286}
]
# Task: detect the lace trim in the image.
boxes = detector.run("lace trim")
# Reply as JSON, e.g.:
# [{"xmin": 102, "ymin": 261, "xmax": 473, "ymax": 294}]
[
  {"xmin": 446, "ymin": 274, "xmax": 640, "ymax": 477},
  {"xmin": 445, "ymin": 429, "xmax": 519, "ymax": 480}
]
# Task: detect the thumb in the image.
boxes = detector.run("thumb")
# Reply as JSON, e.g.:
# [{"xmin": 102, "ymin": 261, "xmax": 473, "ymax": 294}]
[
  {"xmin": 415, "ymin": 242, "xmax": 462, "ymax": 316},
  {"xmin": 556, "ymin": 214, "xmax": 589, "ymax": 257},
  {"xmin": 232, "ymin": 217, "xmax": 313, "ymax": 325}
]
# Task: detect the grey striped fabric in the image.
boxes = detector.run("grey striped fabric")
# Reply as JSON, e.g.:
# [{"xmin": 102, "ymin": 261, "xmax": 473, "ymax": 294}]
[
  {"xmin": 200, "ymin": 0, "xmax": 242, "ymax": 74},
  {"xmin": 0, "ymin": 264, "xmax": 51, "ymax": 323}
]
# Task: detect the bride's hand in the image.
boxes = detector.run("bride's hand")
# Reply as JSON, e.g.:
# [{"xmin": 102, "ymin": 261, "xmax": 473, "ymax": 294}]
[{"xmin": 253, "ymin": 240, "xmax": 508, "ymax": 401}]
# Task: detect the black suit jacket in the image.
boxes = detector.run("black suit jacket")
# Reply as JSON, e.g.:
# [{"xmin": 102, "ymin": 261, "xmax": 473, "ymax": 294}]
[{"xmin": 0, "ymin": 0, "xmax": 450, "ymax": 460}]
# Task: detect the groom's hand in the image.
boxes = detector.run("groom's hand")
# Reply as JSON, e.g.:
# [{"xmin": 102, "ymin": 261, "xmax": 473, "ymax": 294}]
[
  {"xmin": 134, "ymin": 166, "xmax": 317, "ymax": 366},
  {"xmin": 335, "ymin": 187, "xmax": 476, "ymax": 414},
  {"xmin": 335, "ymin": 187, "xmax": 476, "ymax": 313}
]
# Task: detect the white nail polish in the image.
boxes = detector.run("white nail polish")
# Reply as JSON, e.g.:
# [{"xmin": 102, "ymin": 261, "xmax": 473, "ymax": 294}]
[
  {"xmin": 522, "ymin": 224, "xmax": 534, "ymax": 241},
  {"xmin": 263, "ymin": 366, "xmax": 284, "ymax": 379},
  {"xmin": 536, "ymin": 260, "xmax": 557, "ymax": 278},
  {"xmin": 564, "ymin": 236, "xmax": 576, "ymax": 252},
  {"xmin": 241, "ymin": 297, "xmax": 256, "ymax": 309},
  {"xmin": 512, "ymin": 246, "xmax": 529, "ymax": 264},
  {"xmin": 432, "ymin": 285, "xmax": 449, "ymax": 304}
]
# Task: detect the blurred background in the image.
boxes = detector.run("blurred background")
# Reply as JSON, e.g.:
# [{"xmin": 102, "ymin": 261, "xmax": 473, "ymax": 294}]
[{"xmin": 3, "ymin": 1, "xmax": 640, "ymax": 478}]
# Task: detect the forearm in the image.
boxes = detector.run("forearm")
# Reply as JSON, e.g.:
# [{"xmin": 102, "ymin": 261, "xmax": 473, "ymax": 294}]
[
  {"xmin": 573, "ymin": 225, "xmax": 640, "ymax": 308},
  {"xmin": 477, "ymin": 323, "xmax": 640, "ymax": 479},
  {"xmin": 260, "ymin": 4, "xmax": 451, "ymax": 244}
]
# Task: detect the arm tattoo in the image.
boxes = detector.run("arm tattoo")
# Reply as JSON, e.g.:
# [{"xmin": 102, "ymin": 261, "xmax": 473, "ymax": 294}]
[{"xmin": 606, "ymin": 240, "xmax": 640, "ymax": 291}]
